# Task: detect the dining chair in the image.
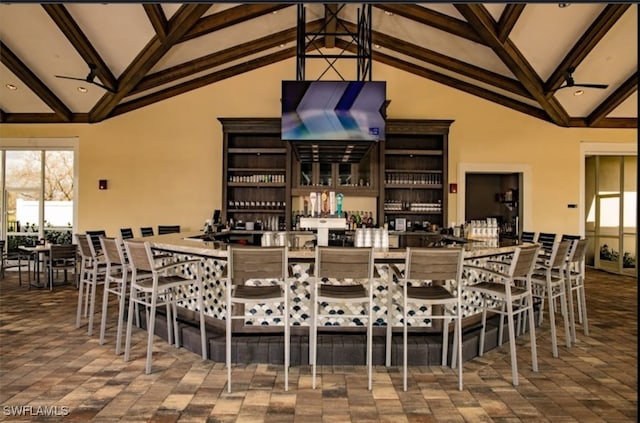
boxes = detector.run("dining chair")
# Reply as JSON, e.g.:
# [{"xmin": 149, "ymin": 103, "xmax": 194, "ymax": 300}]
[
  {"xmin": 226, "ymin": 245, "xmax": 289, "ymax": 392},
  {"xmin": 46, "ymin": 244, "xmax": 77, "ymax": 290},
  {"xmin": 157, "ymin": 225, "xmax": 180, "ymax": 235},
  {"xmin": 0, "ymin": 239, "xmax": 31, "ymax": 284},
  {"xmin": 120, "ymin": 228, "xmax": 134, "ymax": 240},
  {"xmin": 123, "ymin": 240, "xmax": 207, "ymax": 374},
  {"xmin": 465, "ymin": 244, "xmax": 540, "ymax": 386},
  {"xmin": 531, "ymin": 240, "xmax": 572, "ymax": 358},
  {"xmin": 565, "ymin": 238, "xmax": 589, "ymax": 343},
  {"xmin": 310, "ymin": 246, "xmax": 374, "ymax": 390},
  {"xmin": 389, "ymin": 247, "xmax": 465, "ymax": 391},
  {"xmin": 140, "ymin": 227, "xmax": 154, "ymax": 237},
  {"xmin": 76, "ymin": 234, "xmax": 107, "ymax": 336}
]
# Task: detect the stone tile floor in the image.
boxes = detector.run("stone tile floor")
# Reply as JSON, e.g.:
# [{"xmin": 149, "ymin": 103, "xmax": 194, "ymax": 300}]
[{"xmin": 0, "ymin": 268, "xmax": 636, "ymax": 422}]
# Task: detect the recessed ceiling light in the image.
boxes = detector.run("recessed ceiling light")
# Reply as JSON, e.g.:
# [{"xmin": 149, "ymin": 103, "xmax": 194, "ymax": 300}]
[
  {"xmin": 384, "ymin": 11, "xmax": 393, "ymax": 16},
  {"xmin": 6, "ymin": 83, "xmax": 17, "ymax": 90},
  {"xmin": 279, "ymin": 43, "xmax": 286, "ymax": 48},
  {"xmin": 573, "ymin": 89, "xmax": 584, "ymax": 96},
  {"xmin": 374, "ymin": 44, "xmax": 381, "ymax": 49},
  {"xmin": 77, "ymin": 86, "xmax": 88, "ymax": 93},
  {"xmin": 558, "ymin": 3, "xmax": 570, "ymax": 8}
]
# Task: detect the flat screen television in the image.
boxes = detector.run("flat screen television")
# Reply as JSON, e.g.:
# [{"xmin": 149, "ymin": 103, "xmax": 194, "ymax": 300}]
[{"xmin": 281, "ymin": 80, "xmax": 386, "ymax": 142}]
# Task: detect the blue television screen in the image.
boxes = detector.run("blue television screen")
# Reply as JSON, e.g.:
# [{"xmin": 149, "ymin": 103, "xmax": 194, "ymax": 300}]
[{"xmin": 281, "ymin": 80, "xmax": 386, "ymax": 142}]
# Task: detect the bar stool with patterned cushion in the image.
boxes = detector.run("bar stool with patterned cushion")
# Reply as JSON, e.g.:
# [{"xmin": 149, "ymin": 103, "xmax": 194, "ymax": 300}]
[
  {"xmin": 310, "ymin": 246, "xmax": 375, "ymax": 390},
  {"xmin": 226, "ymin": 245, "xmax": 290, "ymax": 392}
]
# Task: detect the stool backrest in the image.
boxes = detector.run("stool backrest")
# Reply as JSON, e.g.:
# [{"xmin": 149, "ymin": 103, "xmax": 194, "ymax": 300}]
[
  {"xmin": 550, "ymin": 240, "xmax": 572, "ymax": 269},
  {"xmin": 405, "ymin": 247, "xmax": 464, "ymax": 282},
  {"xmin": 568, "ymin": 238, "xmax": 588, "ymax": 265},
  {"xmin": 75, "ymin": 234, "xmax": 92, "ymax": 260},
  {"xmin": 123, "ymin": 240, "xmax": 154, "ymax": 273},
  {"xmin": 228, "ymin": 245, "xmax": 286, "ymax": 285},
  {"xmin": 537, "ymin": 232, "xmax": 557, "ymax": 253},
  {"xmin": 158, "ymin": 225, "xmax": 180, "ymax": 235},
  {"xmin": 315, "ymin": 247, "xmax": 373, "ymax": 280},
  {"xmin": 510, "ymin": 244, "xmax": 541, "ymax": 279},
  {"xmin": 120, "ymin": 228, "xmax": 134, "ymax": 239},
  {"xmin": 100, "ymin": 236, "xmax": 124, "ymax": 266},
  {"xmin": 521, "ymin": 231, "xmax": 537, "ymax": 243},
  {"xmin": 140, "ymin": 227, "xmax": 154, "ymax": 237}
]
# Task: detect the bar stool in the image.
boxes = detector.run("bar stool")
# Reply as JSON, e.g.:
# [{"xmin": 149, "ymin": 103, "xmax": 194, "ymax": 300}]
[
  {"xmin": 120, "ymin": 228, "xmax": 134, "ymax": 240},
  {"xmin": 140, "ymin": 227, "xmax": 154, "ymax": 237},
  {"xmin": 158, "ymin": 225, "xmax": 180, "ymax": 235},
  {"xmin": 531, "ymin": 240, "xmax": 572, "ymax": 357},
  {"xmin": 465, "ymin": 244, "xmax": 540, "ymax": 386},
  {"xmin": 310, "ymin": 246, "xmax": 374, "ymax": 390},
  {"xmin": 76, "ymin": 234, "xmax": 107, "ymax": 336},
  {"xmin": 99, "ymin": 236, "xmax": 144, "ymax": 355},
  {"xmin": 226, "ymin": 245, "xmax": 290, "ymax": 392},
  {"xmin": 565, "ymin": 238, "xmax": 589, "ymax": 342},
  {"xmin": 389, "ymin": 247, "xmax": 465, "ymax": 391},
  {"xmin": 521, "ymin": 231, "xmax": 537, "ymax": 243},
  {"xmin": 123, "ymin": 240, "xmax": 207, "ymax": 374}
]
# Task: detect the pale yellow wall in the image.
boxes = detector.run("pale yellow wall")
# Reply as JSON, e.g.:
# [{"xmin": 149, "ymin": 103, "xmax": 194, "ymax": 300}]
[{"xmin": 0, "ymin": 59, "xmax": 636, "ymax": 236}]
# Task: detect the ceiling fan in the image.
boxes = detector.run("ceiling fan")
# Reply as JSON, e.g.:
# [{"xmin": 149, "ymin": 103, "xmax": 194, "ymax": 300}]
[
  {"xmin": 55, "ymin": 64, "xmax": 115, "ymax": 93},
  {"xmin": 553, "ymin": 66, "xmax": 609, "ymax": 93}
]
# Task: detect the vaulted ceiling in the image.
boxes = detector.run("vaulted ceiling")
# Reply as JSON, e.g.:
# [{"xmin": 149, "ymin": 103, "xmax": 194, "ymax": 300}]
[{"xmin": 0, "ymin": 3, "xmax": 637, "ymax": 128}]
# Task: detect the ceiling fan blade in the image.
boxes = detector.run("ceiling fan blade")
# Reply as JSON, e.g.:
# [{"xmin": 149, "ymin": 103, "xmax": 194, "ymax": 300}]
[
  {"xmin": 572, "ymin": 83, "xmax": 609, "ymax": 90},
  {"xmin": 55, "ymin": 75, "xmax": 87, "ymax": 82}
]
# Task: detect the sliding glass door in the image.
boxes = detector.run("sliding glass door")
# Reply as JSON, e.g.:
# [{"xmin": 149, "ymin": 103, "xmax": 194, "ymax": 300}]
[
  {"xmin": 585, "ymin": 155, "xmax": 637, "ymax": 276},
  {"xmin": 0, "ymin": 147, "xmax": 75, "ymax": 251}
]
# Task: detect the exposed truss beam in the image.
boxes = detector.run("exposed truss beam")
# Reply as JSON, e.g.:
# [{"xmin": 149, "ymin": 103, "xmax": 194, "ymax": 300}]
[
  {"xmin": 132, "ymin": 21, "xmax": 323, "ymax": 95},
  {"xmin": 545, "ymin": 4, "xmax": 631, "ymax": 94},
  {"xmin": 588, "ymin": 71, "xmax": 638, "ymax": 127},
  {"xmin": 456, "ymin": 4, "xmax": 569, "ymax": 126},
  {"xmin": 143, "ymin": 4, "xmax": 168, "ymax": 40},
  {"xmin": 179, "ymin": 4, "xmax": 291, "ymax": 43},
  {"xmin": 89, "ymin": 4, "xmax": 211, "ymax": 122},
  {"xmin": 42, "ymin": 4, "xmax": 117, "ymax": 92},
  {"xmin": 0, "ymin": 41, "xmax": 72, "ymax": 122},
  {"xmin": 112, "ymin": 48, "xmax": 296, "ymax": 118},
  {"xmin": 497, "ymin": 4, "xmax": 525, "ymax": 43},
  {"xmin": 340, "ymin": 20, "xmax": 531, "ymax": 99},
  {"xmin": 356, "ymin": 46, "xmax": 550, "ymax": 123},
  {"xmin": 373, "ymin": 4, "xmax": 486, "ymax": 45}
]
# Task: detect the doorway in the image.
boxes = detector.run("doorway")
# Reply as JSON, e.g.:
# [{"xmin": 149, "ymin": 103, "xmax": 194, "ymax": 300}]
[
  {"xmin": 585, "ymin": 155, "xmax": 636, "ymax": 276},
  {"xmin": 465, "ymin": 173, "xmax": 522, "ymax": 239}
]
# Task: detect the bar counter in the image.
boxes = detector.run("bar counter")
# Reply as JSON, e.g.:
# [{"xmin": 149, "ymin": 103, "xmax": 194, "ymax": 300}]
[{"xmin": 142, "ymin": 232, "xmax": 518, "ymax": 333}]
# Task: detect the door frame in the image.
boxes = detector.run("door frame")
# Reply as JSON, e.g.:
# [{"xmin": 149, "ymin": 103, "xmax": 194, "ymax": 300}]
[{"xmin": 457, "ymin": 163, "xmax": 532, "ymax": 230}]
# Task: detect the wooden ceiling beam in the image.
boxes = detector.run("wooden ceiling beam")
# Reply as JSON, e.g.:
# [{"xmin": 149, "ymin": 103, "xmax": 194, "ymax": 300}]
[
  {"xmin": 143, "ymin": 4, "xmax": 168, "ymax": 40},
  {"xmin": 0, "ymin": 41, "xmax": 72, "ymax": 122},
  {"xmin": 335, "ymin": 39, "xmax": 550, "ymax": 123},
  {"xmin": 497, "ymin": 4, "xmax": 526, "ymax": 43},
  {"xmin": 89, "ymin": 4, "xmax": 211, "ymax": 122},
  {"xmin": 545, "ymin": 4, "xmax": 631, "ymax": 94},
  {"xmin": 132, "ymin": 20, "xmax": 323, "ymax": 95},
  {"xmin": 340, "ymin": 20, "xmax": 530, "ymax": 99},
  {"xmin": 455, "ymin": 4, "xmax": 570, "ymax": 126},
  {"xmin": 112, "ymin": 48, "xmax": 296, "ymax": 118},
  {"xmin": 179, "ymin": 4, "xmax": 292, "ymax": 43},
  {"xmin": 588, "ymin": 71, "xmax": 638, "ymax": 127},
  {"xmin": 373, "ymin": 4, "xmax": 486, "ymax": 45},
  {"xmin": 42, "ymin": 4, "xmax": 117, "ymax": 92}
]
